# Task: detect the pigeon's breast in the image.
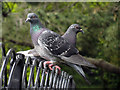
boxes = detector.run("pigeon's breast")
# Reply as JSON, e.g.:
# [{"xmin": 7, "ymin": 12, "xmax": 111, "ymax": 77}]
[
  {"xmin": 34, "ymin": 44, "xmax": 58, "ymax": 61},
  {"xmin": 31, "ymin": 30, "xmax": 44, "ymax": 45}
]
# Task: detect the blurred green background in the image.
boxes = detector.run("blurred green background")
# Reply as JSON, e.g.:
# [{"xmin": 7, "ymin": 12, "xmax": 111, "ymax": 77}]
[{"xmin": 0, "ymin": 2, "xmax": 120, "ymax": 88}]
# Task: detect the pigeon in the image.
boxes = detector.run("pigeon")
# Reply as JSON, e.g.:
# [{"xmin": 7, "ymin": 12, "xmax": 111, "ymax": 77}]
[
  {"xmin": 21, "ymin": 19, "xmax": 94, "ymax": 83},
  {"xmin": 62, "ymin": 24, "xmax": 90, "ymax": 84},
  {"xmin": 25, "ymin": 13, "xmax": 96, "ymax": 68}
]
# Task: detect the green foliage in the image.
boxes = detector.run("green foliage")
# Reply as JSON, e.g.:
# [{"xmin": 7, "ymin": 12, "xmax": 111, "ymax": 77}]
[
  {"xmin": 2, "ymin": 2, "xmax": 120, "ymax": 88},
  {"xmin": 2, "ymin": 2, "xmax": 18, "ymax": 17},
  {"xmin": 0, "ymin": 48, "xmax": 2, "ymax": 68},
  {"xmin": 2, "ymin": 2, "xmax": 17, "ymax": 12}
]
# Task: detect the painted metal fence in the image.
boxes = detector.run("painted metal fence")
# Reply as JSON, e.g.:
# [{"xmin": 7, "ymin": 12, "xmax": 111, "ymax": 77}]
[{"xmin": 0, "ymin": 44, "xmax": 75, "ymax": 89}]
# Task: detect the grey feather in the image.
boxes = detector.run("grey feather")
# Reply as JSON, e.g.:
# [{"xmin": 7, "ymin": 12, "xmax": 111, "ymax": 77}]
[
  {"xmin": 38, "ymin": 30, "xmax": 79, "ymax": 57},
  {"xmin": 68, "ymin": 63, "xmax": 91, "ymax": 84},
  {"xmin": 62, "ymin": 24, "xmax": 94, "ymax": 84}
]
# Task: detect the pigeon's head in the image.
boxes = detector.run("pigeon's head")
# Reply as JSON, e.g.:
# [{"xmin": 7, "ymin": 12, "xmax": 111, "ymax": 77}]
[
  {"xmin": 25, "ymin": 13, "xmax": 39, "ymax": 23},
  {"xmin": 68, "ymin": 24, "xmax": 84, "ymax": 34}
]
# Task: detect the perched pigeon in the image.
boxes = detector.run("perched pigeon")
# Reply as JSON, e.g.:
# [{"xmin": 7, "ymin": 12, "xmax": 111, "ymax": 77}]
[
  {"xmin": 62, "ymin": 24, "xmax": 90, "ymax": 84},
  {"xmin": 20, "ymin": 21, "xmax": 93, "ymax": 83},
  {"xmin": 25, "ymin": 13, "xmax": 96, "ymax": 68}
]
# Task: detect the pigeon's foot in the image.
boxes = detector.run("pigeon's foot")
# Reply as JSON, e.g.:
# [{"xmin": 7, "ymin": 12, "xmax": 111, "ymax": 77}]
[
  {"xmin": 43, "ymin": 61, "xmax": 53, "ymax": 68},
  {"xmin": 43, "ymin": 61, "xmax": 61, "ymax": 74},
  {"xmin": 49, "ymin": 64, "xmax": 61, "ymax": 74}
]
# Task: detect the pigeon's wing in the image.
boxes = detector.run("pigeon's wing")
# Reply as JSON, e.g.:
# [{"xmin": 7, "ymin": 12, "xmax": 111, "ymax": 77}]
[
  {"xmin": 38, "ymin": 30, "xmax": 96, "ymax": 68},
  {"xmin": 38, "ymin": 30, "xmax": 79, "ymax": 57},
  {"xmin": 62, "ymin": 54, "xmax": 96, "ymax": 68}
]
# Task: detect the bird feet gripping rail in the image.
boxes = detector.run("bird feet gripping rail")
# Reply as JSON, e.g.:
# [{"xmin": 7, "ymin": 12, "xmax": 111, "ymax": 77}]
[{"xmin": 43, "ymin": 61, "xmax": 61, "ymax": 74}]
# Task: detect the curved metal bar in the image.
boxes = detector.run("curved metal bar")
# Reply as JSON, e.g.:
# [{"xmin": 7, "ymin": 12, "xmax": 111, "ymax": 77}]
[
  {"xmin": 64, "ymin": 73, "xmax": 69, "ymax": 88},
  {"xmin": 52, "ymin": 68, "xmax": 59, "ymax": 88},
  {"xmin": 40, "ymin": 66, "xmax": 47, "ymax": 88},
  {"xmin": 55, "ymin": 75, "xmax": 60, "ymax": 88},
  {"xmin": 44, "ymin": 69, "xmax": 50, "ymax": 88},
  {"xmin": 49, "ymin": 67, "xmax": 55, "ymax": 88},
  {"xmin": 0, "ymin": 49, "xmax": 16, "ymax": 89},
  {"xmin": 59, "ymin": 71, "xmax": 64, "ymax": 88},
  {"xmin": 34, "ymin": 61, "xmax": 43, "ymax": 88},
  {"xmin": 67, "ymin": 75, "xmax": 73, "ymax": 88},
  {"xmin": 27, "ymin": 59, "xmax": 36, "ymax": 88},
  {"xmin": 1, "ymin": 43, "xmax": 7, "ymax": 87},
  {"xmin": 62, "ymin": 72, "xmax": 67, "ymax": 88},
  {"xmin": 22, "ymin": 57, "xmax": 31, "ymax": 88}
]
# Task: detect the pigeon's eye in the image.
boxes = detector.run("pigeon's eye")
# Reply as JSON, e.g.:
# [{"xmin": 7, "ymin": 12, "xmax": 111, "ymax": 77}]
[
  {"xmin": 75, "ymin": 26, "xmax": 80, "ymax": 29},
  {"xmin": 32, "ymin": 16, "xmax": 36, "ymax": 18}
]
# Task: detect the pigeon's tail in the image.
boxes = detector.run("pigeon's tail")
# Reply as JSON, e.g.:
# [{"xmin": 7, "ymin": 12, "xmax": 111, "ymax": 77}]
[
  {"xmin": 62, "ymin": 54, "xmax": 96, "ymax": 68},
  {"xmin": 70, "ymin": 64, "xmax": 91, "ymax": 85}
]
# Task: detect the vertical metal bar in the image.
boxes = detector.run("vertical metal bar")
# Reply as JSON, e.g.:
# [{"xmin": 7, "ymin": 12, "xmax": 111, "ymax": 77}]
[
  {"xmin": 44, "ymin": 69, "xmax": 50, "ymax": 88},
  {"xmin": 64, "ymin": 73, "xmax": 69, "ymax": 88},
  {"xmin": 62, "ymin": 72, "xmax": 67, "ymax": 88},
  {"xmin": 0, "ymin": 49, "xmax": 15, "ymax": 89},
  {"xmin": 22, "ymin": 64, "xmax": 28, "ymax": 88},
  {"xmin": 4, "ymin": 65, "xmax": 7, "ymax": 87},
  {"xmin": 55, "ymin": 75, "xmax": 60, "ymax": 88},
  {"xmin": 0, "ymin": 56, "xmax": 7, "ymax": 88},
  {"xmin": 27, "ymin": 60, "xmax": 36, "ymax": 88},
  {"xmin": 67, "ymin": 75, "xmax": 72, "ymax": 88},
  {"xmin": 32, "ymin": 70, "xmax": 34, "ymax": 87},
  {"xmin": 49, "ymin": 67, "xmax": 55, "ymax": 88},
  {"xmin": 59, "ymin": 71, "xmax": 64, "ymax": 88},
  {"xmin": 22, "ymin": 57, "xmax": 30, "ymax": 88},
  {"xmin": 9, "ymin": 51, "xmax": 16, "ymax": 72},
  {"xmin": 1, "ymin": 44, "xmax": 7, "ymax": 87},
  {"xmin": 40, "ymin": 67, "xmax": 46, "ymax": 88},
  {"xmin": 31, "ymin": 59, "xmax": 37, "ymax": 87},
  {"xmin": 34, "ymin": 61, "xmax": 43, "ymax": 88},
  {"xmin": 52, "ymin": 68, "xmax": 58, "ymax": 88}
]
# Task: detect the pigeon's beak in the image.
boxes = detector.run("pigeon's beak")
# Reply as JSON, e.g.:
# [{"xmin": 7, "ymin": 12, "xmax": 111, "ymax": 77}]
[
  {"xmin": 80, "ymin": 29, "xmax": 84, "ymax": 34},
  {"xmin": 25, "ymin": 17, "xmax": 31, "ymax": 22}
]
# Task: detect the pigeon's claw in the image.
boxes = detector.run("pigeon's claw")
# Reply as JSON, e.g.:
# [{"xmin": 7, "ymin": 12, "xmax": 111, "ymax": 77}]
[
  {"xmin": 43, "ymin": 61, "xmax": 61, "ymax": 74},
  {"xmin": 48, "ymin": 64, "xmax": 54, "ymax": 70},
  {"xmin": 48, "ymin": 64, "xmax": 61, "ymax": 74},
  {"xmin": 54, "ymin": 65, "xmax": 61, "ymax": 74},
  {"xmin": 43, "ymin": 61, "xmax": 53, "ymax": 68}
]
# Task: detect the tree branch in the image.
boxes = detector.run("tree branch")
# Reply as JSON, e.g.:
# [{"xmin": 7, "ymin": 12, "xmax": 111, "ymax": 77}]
[
  {"xmin": 1, "ymin": 38, "xmax": 33, "ymax": 48},
  {"xmin": 84, "ymin": 57, "xmax": 120, "ymax": 75}
]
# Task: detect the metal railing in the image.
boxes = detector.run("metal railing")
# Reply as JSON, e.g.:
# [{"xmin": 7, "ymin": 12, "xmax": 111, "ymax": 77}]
[{"xmin": 0, "ymin": 44, "xmax": 75, "ymax": 89}]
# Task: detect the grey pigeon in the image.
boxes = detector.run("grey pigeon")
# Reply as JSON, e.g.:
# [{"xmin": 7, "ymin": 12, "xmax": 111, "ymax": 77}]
[
  {"xmin": 25, "ymin": 13, "xmax": 96, "ymax": 68},
  {"xmin": 62, "ymin": 24, "xmax": 90, "ymax": 84},
  {"xmin": 17, "ymin": 24, "xmax": 89, "ymax": 83},
  {"xmin": 20, "ymin": 21, "xmax": 94, "ymax": 83},
  {"xmin": 26, "ymin": 13, "xmax": 95, "ymax": 67}
]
